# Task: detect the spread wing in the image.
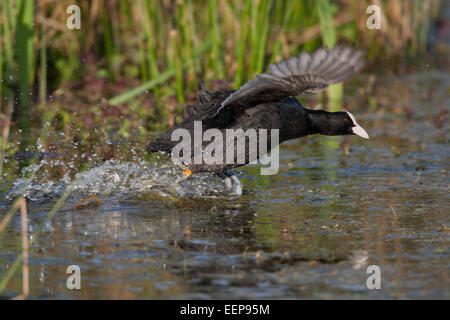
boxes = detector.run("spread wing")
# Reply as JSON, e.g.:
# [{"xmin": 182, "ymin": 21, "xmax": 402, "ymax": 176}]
[{"xmin": 215, "ymin": 45, "xmax": 365, "ymax": 116}]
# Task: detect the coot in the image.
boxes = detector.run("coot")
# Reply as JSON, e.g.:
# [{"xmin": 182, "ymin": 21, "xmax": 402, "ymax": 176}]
[{"xmin": 147, "ymin": 45, "xmax": 368, "ymax": 195}]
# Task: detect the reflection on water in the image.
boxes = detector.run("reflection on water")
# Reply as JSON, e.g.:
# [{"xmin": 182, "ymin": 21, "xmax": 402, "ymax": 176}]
[{"xmin": 0, "ymin": 72, "xmax": 448, "ymax": 299}]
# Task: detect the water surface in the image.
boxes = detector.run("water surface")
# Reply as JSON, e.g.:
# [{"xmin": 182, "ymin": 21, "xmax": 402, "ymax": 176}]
[{"xmin": 0, "ymin": 72, "xmax": 448, "ymax": 299}]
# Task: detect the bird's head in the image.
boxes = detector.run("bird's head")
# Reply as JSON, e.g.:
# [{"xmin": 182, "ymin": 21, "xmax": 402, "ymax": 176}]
[
  {"xmin": 344, "ymin": 111, "xmax": 369, "ymax": 139},
  {"xmin": 308, "ymin": 110, "xmax": 369, "ymax": 139}
]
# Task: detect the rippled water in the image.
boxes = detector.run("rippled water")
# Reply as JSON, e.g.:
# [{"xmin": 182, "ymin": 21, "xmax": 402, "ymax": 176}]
[{"xmin": 0, "ymin": 72, "xmax": 448, "ymax": 299}]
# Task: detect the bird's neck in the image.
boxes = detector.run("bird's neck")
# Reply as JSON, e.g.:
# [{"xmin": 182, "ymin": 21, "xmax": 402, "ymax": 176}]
[
  {"xmin": 306, "ymin": 109, "xmax": 344, "ymax": 136},
  {"xmin": 278, "ymin": 103, "xmax": 311, "ymax": 141},
  {"xmin": 278, "ymin": 104, "xmax": 346, "ymax": 141}
]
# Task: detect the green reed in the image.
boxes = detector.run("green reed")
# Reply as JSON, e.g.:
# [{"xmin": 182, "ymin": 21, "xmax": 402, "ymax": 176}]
[
  {"xmin": 0, "ymin": 0, "xmax": 441, "ymax": 144},
  {"xmin": 317, "ymin": 0, "xmax": 343, "ymax": 111},
  {"xmin": 176, "ymin": 0, "xmax": 197, "ymax": 91},
  {"xmin": 233, "ymin": 0, "xmax": 251, "ymax": 88},
  {"xmin": 170, "ymin": 29, "xmax": 185, "ymax": 103},
  {"xmin": 0, "ymin": 13, "xmax": 3, "ymax": 110},
  {"xmin": 209, "ymin": 0, "xmax": 224, "ymax": 79},
  {"xmin": 39, "ymin": 22, "xmax": 47, "ymax": 106},
  {"xmin": 138, "ymin": 0, "xmax": 159, "ymax": 94},
  {"xmin": 14, "ymin": 0, "xmax": 34, "ymax": 149}
]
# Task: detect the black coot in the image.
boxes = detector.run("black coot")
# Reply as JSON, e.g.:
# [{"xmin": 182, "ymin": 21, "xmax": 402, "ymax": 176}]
[{"xmin": 147, "ymin": 45, "xmax": 369, "ymax": 195}]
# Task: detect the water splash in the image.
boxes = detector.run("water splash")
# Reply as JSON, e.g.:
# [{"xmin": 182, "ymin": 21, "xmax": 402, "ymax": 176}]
[{"xmin": 5, "ymin": 159, "xmax": 226, "ymax": 203}]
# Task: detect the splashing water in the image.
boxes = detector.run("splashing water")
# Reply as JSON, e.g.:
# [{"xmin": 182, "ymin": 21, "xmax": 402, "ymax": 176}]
[{"xmin": 5, "ymin": 159, "xmax": 226, "ymax": 203}]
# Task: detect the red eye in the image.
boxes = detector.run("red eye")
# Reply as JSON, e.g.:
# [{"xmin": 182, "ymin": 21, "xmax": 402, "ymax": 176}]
[{"xmin": 344, "ymin": 118, "xmax": 349, "ymax": 123}]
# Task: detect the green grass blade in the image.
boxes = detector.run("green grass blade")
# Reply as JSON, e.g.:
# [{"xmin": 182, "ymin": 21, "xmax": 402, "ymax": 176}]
[
  {"xmin": 101, "ymin": 9, "xmax": 115, "ymax": 80},
  {"xmin": 255, "ymin": 0, "xmax": 272, "ymax": 74},
  {"xmin": 170, "ymin": 29, "xmax": 184, "ymax": 103},
  {"xmin": 108, "ymin": 38, "xmax": 212, "ymax": 106},
  {"xmin": 210, "ymin": 0, "xmax": 224, "ymax": 79},
  {"xmin": 233, "ymin": 0, "xmax": 252, "ymax": 88},
  {"xmin": 317, "ymin": 0, "xmax": 342, "ymax": 111},
  {"xmin": 137, "ymin": 0, "xmax": 159, "ymax": 94},
  {"xmin": 0, "ymin": 9, "xmax": 3, "ymax": 109},
  {"xmin": 2, "ymin": 3, "xmax": 14, "ymax": 68},
  {"xmin": 317, "ymin": 0, "xmax": 336, "ymax": 48},
  {"xmin": 15, "ymin": 0, "xmax": 35, "ymax": 149},
  {"xmin": 39, "ymin": 23, "xmax": 46, "ymax": 105}
]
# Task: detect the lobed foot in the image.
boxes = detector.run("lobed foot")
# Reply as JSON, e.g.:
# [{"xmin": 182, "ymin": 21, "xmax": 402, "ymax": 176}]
[{"xmin": 218, "ymin": 170, "xmax": 243, "ymax": 196}]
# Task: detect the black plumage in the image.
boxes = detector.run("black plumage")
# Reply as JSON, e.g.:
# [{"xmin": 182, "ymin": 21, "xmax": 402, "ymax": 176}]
[{"xmin": 147, "ymin": 45, "xmax": 368, "ymax": 192}]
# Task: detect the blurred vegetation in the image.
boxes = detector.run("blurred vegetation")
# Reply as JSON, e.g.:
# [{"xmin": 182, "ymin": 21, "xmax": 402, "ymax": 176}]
[{"xmin": 0, "ymin": 0, "xmax": 442, "ymax": 167}]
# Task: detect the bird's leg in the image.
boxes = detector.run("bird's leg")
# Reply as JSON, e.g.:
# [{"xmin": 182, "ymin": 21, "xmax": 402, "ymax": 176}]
[
  {"xmin": 217, "ymin": 171, "xmax": 232, "ymax": 189},
  {"xmin": 230, "ymin": 174, "xmax": 243, "ymax": 196},
  {"xmin": 219, "ymin": 170, "xmax": 243, "ymax": 196},
  {"xmin": 174, "ymin": 169, "xmax": 192, "ymax": 185}
]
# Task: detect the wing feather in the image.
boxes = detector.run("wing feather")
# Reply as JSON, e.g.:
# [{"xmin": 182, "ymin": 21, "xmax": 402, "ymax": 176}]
[{"xmin": 215, "ymin": 45, "xmax": 365, "ymax": 116}]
